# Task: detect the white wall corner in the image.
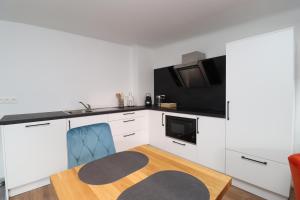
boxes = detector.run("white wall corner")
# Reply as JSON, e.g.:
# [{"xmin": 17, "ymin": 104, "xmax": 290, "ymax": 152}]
[{"xmin": 129, "ymin": 46, "xmax": 154, "ymax": 106}]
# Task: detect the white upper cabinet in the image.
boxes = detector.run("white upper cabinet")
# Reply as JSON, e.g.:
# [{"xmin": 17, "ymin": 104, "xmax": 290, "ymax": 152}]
[{"xmin": 226, "ymin": 28, "xmax": 295, "ymax": 164}]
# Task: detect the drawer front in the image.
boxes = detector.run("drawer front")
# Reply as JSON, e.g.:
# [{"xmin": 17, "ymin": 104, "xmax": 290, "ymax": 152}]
[
  {"xmin": 165, "ymin": 137, "xmax": 198, "ymax": 163},
  {"xmin": 226, "ymin": 150, "xmax": 290, "ymax": 197},
  {"xmin": 68, "ymin": 115, "xmax": 108, "ymax": 129},
  {"xmin": 113, "ymin": 131, "xmax": 147, "ymax": 152},
  {"xmin": 109, "ymin": 117, "xmax": 145, "ymax": 136},
  {"xmin": 108, "ymin": 111, "xmax": 145, "ymax": 121}
]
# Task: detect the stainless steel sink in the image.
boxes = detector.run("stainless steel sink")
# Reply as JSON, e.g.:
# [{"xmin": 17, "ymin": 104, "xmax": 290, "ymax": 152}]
[
  {"xmin": 92, "ymin": 107, "xmax": 120, "ymax": 112},
  {"xmin": 64, "ymin": 107, "xmax": 121, "ymax": 115},
  {"xmin": 64, "ymin": 110, "xmax": 92, "ymax": 115}
]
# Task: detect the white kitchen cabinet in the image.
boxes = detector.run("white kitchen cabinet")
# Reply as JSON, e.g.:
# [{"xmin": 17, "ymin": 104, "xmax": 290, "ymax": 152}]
[
  {"xmin": 149, "ymin": 111, "xmax": 200, "ymax": 163},
  {"xmin": 148, "ymin": 110, "xmax": 166, "ymax": 150},
  {"xmin": 226, "ymin": 28, "xmax": 294, "ymax": 164},
  {"xmin": 2, "ymin": 120, "xmax": 67, "ymax": 190},
  {"xmin": 197, "ymin": 116, "xmax": 225, "ymax": 172},
  {"xmin": 162, "ymin": 112, "xmax": 198, "ymax": 161},
  {"xmin": 109, "ymin": 117, "xmax": 144, "ymax": 136},
  {"xmin": 109, "ymin": 111, "xmax": 148, "ymax": 152},
  {"xmin": 226, "ymin": 150, "xmax": 291, "ymax": 197},
  {"xmin": 113, "ymin": 131, "xmax": 148, "ymax": 152},
  {"xmin": 67, "ymin": 114, "xmax": 108, "ymax": 130},
  {"xmin": 226, "ymin": 28, "xmax": 294, "ymax": 198},
  {"xmin": 165, "ymin": 137, "xmax": 198, "ymax": 162}
]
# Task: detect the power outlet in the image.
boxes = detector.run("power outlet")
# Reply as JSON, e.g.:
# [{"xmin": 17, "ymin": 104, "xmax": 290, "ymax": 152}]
[{"xmin": 0, "ymin": 97, "xmax": 17, "ymax": 104}]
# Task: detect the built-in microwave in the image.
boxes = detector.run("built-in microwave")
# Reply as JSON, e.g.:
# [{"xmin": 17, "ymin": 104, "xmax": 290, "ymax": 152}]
[{"xmin": 165, "ymin": 115, "xmax": 197, "ymax": 144}]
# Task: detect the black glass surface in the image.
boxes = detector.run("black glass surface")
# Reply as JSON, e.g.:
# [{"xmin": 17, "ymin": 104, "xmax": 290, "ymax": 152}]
[
  {"xmin": 166, "ymin": 115, "xmax": 196, "ymax": 144},
  {"xmin": 154, "ymin": 55, "xmax": 226, "ymax": 115},
  {"xmin": 177, "ymin": 65, "xmax": 209, "ymax": 88}
]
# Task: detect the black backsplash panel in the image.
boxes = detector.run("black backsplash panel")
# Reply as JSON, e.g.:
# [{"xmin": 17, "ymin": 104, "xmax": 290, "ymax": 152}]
[{"xmin": 154, "ymin": 55, "xmax": 226, "ymax": 115}]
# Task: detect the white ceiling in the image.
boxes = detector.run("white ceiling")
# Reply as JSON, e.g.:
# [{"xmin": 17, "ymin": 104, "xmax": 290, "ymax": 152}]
[{"xmin": 0, "ymin": 0, "xmax": 300, "ymax": 47}]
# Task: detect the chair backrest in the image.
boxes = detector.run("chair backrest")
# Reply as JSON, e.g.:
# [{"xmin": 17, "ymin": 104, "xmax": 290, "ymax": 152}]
[
  {"xmin": 288, "ymin": 154, "xmax": 300, "ymax": 200},
  {"xmin": 67, "ymin": 123, "xmax": 116, "ymax": 168}
]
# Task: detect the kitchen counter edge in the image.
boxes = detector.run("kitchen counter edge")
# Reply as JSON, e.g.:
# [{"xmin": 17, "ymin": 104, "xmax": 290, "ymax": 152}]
[{"xmin": 0, "ymin": 106, "xmax": 225, "ymax": 125}]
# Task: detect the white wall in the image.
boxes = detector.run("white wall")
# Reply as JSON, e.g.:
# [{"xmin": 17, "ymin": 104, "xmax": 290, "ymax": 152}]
[
  {"xmin": 130, "ymin": 46, "xmax": 154, "ymax": 106},
  {"xmin": 0, "ymin": 21, "xmax": 134, "ymax": 118},
  {"xmin": 151, "ymin": 8, "xmax": 300, "ymax": 152}
]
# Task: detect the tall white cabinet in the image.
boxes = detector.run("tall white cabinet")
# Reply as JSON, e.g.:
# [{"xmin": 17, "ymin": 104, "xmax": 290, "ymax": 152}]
[{"xmin": 226, "ymin": 28, "xmax": 295, "ymax": 199}]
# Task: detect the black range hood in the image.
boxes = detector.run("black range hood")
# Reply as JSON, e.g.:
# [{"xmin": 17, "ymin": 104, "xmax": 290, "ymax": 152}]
[{"xmin": 174, "ymin": 52, "xmax": 221, "ymax": 88}]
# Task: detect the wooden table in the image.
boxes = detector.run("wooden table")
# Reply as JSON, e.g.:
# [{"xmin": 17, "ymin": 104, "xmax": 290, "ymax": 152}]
[{"xmin": 51, "ymin": 145, "xmax": 232, "ymax": 200}]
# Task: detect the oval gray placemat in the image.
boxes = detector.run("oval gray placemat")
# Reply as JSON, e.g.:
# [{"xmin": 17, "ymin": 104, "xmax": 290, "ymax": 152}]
[
  {"xmin": 117, "ymin": 170, "xmax": 210, "ymax": 200},
  {"xmin": 78, "ymin": 151, "xmax": 149, "ymax": 185}
]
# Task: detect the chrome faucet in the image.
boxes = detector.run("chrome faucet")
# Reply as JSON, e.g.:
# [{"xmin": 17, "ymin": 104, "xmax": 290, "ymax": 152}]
[{"xmin": 79, "ymin": 101, "xmax": 92, "ymax": 112}]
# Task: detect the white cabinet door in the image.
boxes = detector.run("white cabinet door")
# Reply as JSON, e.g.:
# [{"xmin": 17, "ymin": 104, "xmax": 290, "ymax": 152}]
[
  {"xmin": 148, "ymin": 111, "xmax": 165, "ymax": 149},
  {"xmin": 68, "ymin": 115, "xmax": 108, "ymax": 130},
  {"xmin": 226, "ymin": 28, "xmax": 295, "ymax": 164},
  {"xmin": 197, "ymin": 116, "xmax": 225, "ymax": 172},
  {"xmin": 3, "ymin": 120, "xmax": 67, "ymax": 189}
]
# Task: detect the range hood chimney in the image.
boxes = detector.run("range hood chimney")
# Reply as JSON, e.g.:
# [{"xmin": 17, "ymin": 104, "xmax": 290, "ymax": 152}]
[{"xmin": 181, "ymin": 51, "xmax": 206, "ymax": 65}]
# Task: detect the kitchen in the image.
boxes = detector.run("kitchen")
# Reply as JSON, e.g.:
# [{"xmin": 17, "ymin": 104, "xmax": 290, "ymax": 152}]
[{"xmin": 1, "ymin": 1, "xmax": 300, "ymax": 200}]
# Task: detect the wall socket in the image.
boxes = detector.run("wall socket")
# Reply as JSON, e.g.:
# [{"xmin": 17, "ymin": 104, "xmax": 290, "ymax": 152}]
[{"xmin": 0, "ymin": 97, "xmax": 17, "ymax": 104}]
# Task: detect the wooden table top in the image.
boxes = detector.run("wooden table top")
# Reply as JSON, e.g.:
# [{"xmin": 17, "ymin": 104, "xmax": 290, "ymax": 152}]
[{"xmin": 51, "ymin": 145, "xmax": 232, "ymax": 200}]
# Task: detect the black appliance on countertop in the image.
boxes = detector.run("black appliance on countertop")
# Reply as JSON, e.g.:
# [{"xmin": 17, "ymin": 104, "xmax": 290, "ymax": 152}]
[
  {"xmin": 145, "ymin": 93, "xmax": 152, "ymax": 107},
  {"xmin": 154, "ymin": 55, "xmax": 226, "ymax": 116}
]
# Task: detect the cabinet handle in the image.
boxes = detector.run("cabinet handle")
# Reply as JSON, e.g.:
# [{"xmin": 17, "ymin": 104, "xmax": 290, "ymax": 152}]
[
  {"xmin": 162, "ymin": 113, "xmax": 165, "ymax": 126},
  {"xmin": 227, "ymin": 101, "xmax": 230, "ymax": 120},
  {"xmin": 196, "ymin": 117, "xmax": 199, "ymax": 134},
  {"xmin": 241, "ymin": 156, "xmax": 267, "ymax": 165},
  {"xmin": 123, "ymin": 133, "xmax": 136, "ymax": 137},
  {"xmin": 123, "ymin": 112, "xmax": 135, "ymax": 115},
  {"xmin": 68, "ymin": 120, "xmax": 71, "ymax": 130},
  {"xmin": 123, "ymin": 119, "xmax": 135, "ymax": 123},
  {"xmin": 25, "ymin": 123, "xmax": 50, "ymax": 128},
  {"xmin": 172, "ymin": 141, "xmax": 186, "ymax": 146}
]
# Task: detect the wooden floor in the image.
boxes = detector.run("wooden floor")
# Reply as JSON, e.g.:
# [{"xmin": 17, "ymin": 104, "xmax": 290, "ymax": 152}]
[{"xmin": 10, "ymin": 185, "xmax": 268, "ymax": 200}]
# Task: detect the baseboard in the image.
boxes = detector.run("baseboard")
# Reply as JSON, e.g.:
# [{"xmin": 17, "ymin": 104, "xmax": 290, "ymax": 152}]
[
  {"xmin": 232, "ymin": 178, "xmax": 288, "ymax": 200},
  {"xmin": 8, "ymin": 178, "xmax": 50, "ymax": 197}
]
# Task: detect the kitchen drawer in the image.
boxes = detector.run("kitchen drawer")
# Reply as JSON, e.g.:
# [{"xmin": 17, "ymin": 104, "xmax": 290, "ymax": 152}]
[
  {"xmin": 226, "ymin": 150, "xmax": 291, "ymax": 197},
  {"xmin": 68, "ymin": 115, "xmax": 108, "ymax": 129},
  {"xmin": 165, "ymin": 137, "xmax": 198, "ymax": 163},
  {"xmin": 108, "ymin": 111, "xmax": 146, "ymax": 121},
  {"xmin": 113, "ymin": 131, "xmax": 147, "ymax": 152},
  {"xmin": 109, "ymin": 117, "xmax": 145, "ymax": 136}
]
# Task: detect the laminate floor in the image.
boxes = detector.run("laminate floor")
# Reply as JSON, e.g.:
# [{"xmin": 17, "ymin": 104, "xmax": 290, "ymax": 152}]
[{"xmin": 10, "ymin": 185, "xmax": 276, "ymax": 200}]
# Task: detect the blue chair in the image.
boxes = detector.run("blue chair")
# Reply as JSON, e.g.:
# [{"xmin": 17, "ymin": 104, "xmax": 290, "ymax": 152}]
[{"xmin": 67, "ymin": 123, "xmax": 116, "ymax": 168}]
